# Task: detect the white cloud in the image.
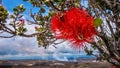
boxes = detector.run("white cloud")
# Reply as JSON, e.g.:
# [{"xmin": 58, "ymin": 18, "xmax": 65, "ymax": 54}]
[{"xmin": 0, "ymin": 35, "xmax": 91, "ymax": 61}]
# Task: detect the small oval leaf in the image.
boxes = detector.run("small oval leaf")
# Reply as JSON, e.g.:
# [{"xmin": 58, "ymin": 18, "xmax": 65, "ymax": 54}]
[{"xmin": 94, "ymin": 18, "xmax": 103, "ymax": 27}]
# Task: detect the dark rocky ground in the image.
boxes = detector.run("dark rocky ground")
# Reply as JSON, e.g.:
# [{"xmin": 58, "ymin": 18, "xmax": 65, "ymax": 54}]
[{"xmin": 0, "ymin": 60, "xmax": 112, "ymax": 68}]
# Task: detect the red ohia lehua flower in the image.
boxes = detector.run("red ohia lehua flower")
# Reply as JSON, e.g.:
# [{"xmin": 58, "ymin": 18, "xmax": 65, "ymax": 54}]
[
  {"xmin": 51, "ymin": 7, "xmax": 97, "ymax": 47},
  {"xmin": 19, "ymin": 19, "xmax": 25, "ymax": 25},
  {"xmin": 34, "ymin": 26, "xmax": 39, "ymax": 30}
]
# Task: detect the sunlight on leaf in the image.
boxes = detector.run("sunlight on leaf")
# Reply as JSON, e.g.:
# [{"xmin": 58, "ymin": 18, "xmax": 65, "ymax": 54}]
[{"xmin": 94, "ymin": 18, "xmax": 103, "ymax": 27}]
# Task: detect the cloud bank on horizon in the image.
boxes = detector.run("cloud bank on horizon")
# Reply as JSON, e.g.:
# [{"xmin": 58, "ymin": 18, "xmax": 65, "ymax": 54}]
[{"xmin": 0, "ymin": 35, "xmax": 89, "ymax": 61}]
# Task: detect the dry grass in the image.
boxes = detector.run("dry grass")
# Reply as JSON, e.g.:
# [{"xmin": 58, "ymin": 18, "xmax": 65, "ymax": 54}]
[{"xmin": 0, "ymin": 60, "xmax": 112, "ymax": 68}]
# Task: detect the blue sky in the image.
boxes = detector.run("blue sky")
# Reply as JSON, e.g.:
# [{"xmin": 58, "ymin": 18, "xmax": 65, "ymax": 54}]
[
  {"xmin": 3, "ymin": 0, "xmax": 30, "ymax": 13},
  {"xmin": 0, "ymin": 0, "xmax": 95, "ymax": 61},
  {"xmin": 2, "ymin": 0, "xmax": 39, "ymax": 20}
]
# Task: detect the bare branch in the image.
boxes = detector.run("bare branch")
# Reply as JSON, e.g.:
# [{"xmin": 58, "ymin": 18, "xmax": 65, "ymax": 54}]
[
  {"xmin": 0, "ymin": 35, "xmax": 15, "ymax": 38},
  {"xmin": 49, "ymin": 1, "xmax": 61, "ymax": 11}
]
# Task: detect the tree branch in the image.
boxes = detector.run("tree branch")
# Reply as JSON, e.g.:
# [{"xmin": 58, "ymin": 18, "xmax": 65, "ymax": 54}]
[
  {"xmin": 0, "ymin": 35, "xmax": 15, "ymax": 38},
  {"xmin": 49, "ymin": 1, "xmax": 61, "ymax": 11}
]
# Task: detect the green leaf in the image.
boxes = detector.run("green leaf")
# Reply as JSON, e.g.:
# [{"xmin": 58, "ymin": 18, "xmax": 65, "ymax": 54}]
[
  {"xmin": 10, "ymin": 15, "xmax": 15, "ymax": 19},
  {"xmin": 74, "ymin": 0, "xmax": 79, "ymax": 7},
  {"xmin": 19, "ymin": 4, "xmax": 24, "ymax": 8},
  {"xmin": 92, "ymin": 46, "xmax": 97, "ymax": 50},
  {"xmin": 54, "ymin": 0, "xmax": 63, "ymax": 2},
  {"xmin": 44, "ymin": 0, "xmax": 49, "ymax": 3},
  {"xmin": 0, "ymin": 6, "xmax": 5, "ymax": 11},
  {"xmin": 17, "ymin": 27, "xmax": 27, "ymax": 35},
  {"xmin": 22, "ymin": 28, "xmax": 27, "ymax": 33},
  {"xmin": 48, "ymin": 11, "xmax": 54, "ymax": 17},
  {"xmin": 39, "ymin": 22, "xmax": 44, "ymax": 26},
  {"xmin": 75, "ymin": 3, "xmax": 79, "ymax": 7},
  {"xmin": 29, "ymin": 0, "xmax": 35, "ymax": 4},
  {"xmin": 23, "ymin": 0, "xmax": 29, "ymax": 1},
  {"xmin": 13, "ymin": 4, "xmax": 26, "ymax": 14},
  {"xmin": 36, "ymin": 27, "xmax": 44, "ymax": 32},
  {"xmin": 98, "ymin": 40, "xmax": 105, "ymax": 46},
  {"xmin": 40, "ymin": 8, "xmax": 46, "ymax": 13},
  {"xmin": 44, "ymin": 16, "xmax": 49, "ymax": 21},
  {"xmin": 0, "ymin": 6, "xmax": 8, "ymax": 22},
  {"xmin": 94, "ymin": 18, "xmax": 103, "ymax": 27},
  {"xmin": 13, "ymin": 8, "xmax": 18, "ymax": 12}
]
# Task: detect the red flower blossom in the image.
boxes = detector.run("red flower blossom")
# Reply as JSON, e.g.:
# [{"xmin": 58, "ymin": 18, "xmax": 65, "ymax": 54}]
[
  {"xmin": 34, "ymin": 26, "xmax": 39, "ymax": 30},
  {"xmin": 19, "ymin": 19, "xmax": 25, "ymax": 25},
  {"xmin": 51, "ymin": 7, "xmax": 97, "ymax": 47}
]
